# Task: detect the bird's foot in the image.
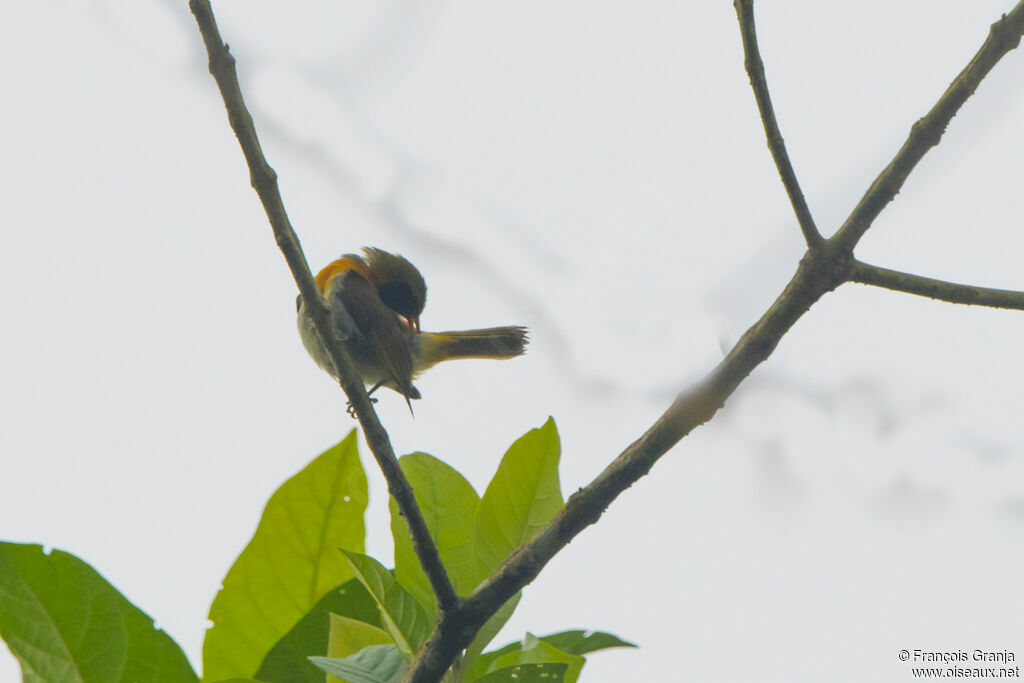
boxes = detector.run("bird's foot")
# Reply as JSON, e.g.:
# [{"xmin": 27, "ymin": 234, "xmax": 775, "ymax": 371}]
[{"xmin": 345, "ymin": 396, "xmax": 378, "ymax": 419}]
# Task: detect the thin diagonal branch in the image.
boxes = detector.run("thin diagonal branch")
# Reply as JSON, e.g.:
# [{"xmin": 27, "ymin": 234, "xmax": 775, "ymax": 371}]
[
  {"xmin": 188, "ymin": 0, "xmax": 458, "ymax": 614},
  {"xmin": 734, "ymin": 0, "xmax": 822, "ymax": 248},
  {"xmin": 852, "ymin": 260, "xmax": 1024, "ymax": 310},
  {"xmin": 833, "ymin": 2, "xmax": 1024, "ymax": 250},
  {"xmin": 404, "ymin": 246, "xmax": 854, "ymax": 681}
]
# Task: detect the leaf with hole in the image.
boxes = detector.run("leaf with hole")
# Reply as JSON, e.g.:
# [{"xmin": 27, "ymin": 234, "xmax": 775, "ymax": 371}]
[
  {"xmin": 203, "ymin": 432, "xmax": 368, "ymax": 681},
  {"xmin": 473, "ymin": 662, "xmax": 570, "ymax": 682},
  {"xmin": 0, "ymin": 542, "xmax": 197, "ymax": 683}
]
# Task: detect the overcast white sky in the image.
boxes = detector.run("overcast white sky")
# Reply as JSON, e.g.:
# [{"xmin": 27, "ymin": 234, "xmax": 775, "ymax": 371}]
[{"xmin": 3, "ymin": 1, "xmax": 1024, "ymax": 681}]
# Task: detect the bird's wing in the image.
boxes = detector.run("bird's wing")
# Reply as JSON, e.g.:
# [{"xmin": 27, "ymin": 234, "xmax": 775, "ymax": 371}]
[{"xmin": 336, "ymin": 271, "xmax": 417, "ymax": 402}]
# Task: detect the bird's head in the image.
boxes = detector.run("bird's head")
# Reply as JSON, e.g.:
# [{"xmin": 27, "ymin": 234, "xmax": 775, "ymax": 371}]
[{"xmin": 363, "ymin": 247, "xmax": 427, "ymax": 331}]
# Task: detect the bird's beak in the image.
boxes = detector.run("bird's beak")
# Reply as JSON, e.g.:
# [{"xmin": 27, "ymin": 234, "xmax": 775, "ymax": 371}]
[{"xmin": 410, "ymin": 315, "xmax": 420, "ymax": 332}]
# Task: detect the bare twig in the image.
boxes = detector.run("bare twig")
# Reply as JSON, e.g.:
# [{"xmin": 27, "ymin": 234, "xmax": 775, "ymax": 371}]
[
  {"xmin": 734, "ymin": 0, "xmax": 822, "ymax": 248},
  {"xmin": 852, "ymin": 260, "xmax": 1024, "ymax": 310},
  {"xmin": 833, "ymin": 3, "xmax": 1024, "ymax": 250},
  {"xmin": 188, "ymin": 0, "xmax": 458, "ymax": 614}
]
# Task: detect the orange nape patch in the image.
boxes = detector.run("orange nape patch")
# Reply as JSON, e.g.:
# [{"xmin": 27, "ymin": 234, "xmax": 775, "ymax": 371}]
[{"xmin": 314, "ymin": 256, "xmax": 372, "ymax": 294}]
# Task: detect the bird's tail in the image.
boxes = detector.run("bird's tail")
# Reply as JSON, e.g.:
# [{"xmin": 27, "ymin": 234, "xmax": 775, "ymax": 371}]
[{"xmin": 415, "ymin": 326, "xmax": 528, "ymax": 370}]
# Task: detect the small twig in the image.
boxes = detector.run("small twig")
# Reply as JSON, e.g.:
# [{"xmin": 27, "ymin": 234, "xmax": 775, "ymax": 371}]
[
  {"xmin": 851, "ymin": 260, "xmax": 1024, "ymax": 310},
  {"xmin": 734, "ymin": 0, "xmax": 822, "ymax": 248},
  {"xmin": 833, "ymin": 2, "xmax": 1024, "ymax": 250},
  {"xmin": 188, "ymin": 0, "xmax": 458, "ymax": 613}
]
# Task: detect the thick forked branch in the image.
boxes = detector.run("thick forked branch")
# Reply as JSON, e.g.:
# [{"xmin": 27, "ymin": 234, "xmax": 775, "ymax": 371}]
[
  {"xmin": 403, "ymin": 245, "xmax": 854, "ymax": 681},
  {"xmin": 734, "ymin": 0, "xmax": 822, "ymax": 248},
  {"xmin": 187, "ymin": 0, "xmax": 458, "ymax": 613},
  {"xmin": 833, "ymin": 4, "xmax": 1024, "ymax": 250},
  {"xmin": 852, "ymin": 261, "xmax": 1024, "ymax": 310}
]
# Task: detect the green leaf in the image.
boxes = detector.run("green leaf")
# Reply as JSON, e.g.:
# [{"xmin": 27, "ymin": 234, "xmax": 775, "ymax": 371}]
[
  {"xmin": 467, "ymin": 629, "xmax": 632, "ymax": 682},
  {"xmin": 326, "ymin": 615, "xmax": 394, "ymax": 683},
  {"xmin": 472, "ymin": 418, "xmax": 563, "ymax": 586},
  {"xmin": 310, "ymin": 645, "xmax": 407, "ymax": 683},
  {"xmin": 327, "ymin": 614, "xmax": 393, "ymax": 658},
  {"xmin": 0, "ymin": 542, "xmax": 197, "ymax": 683},
  {"xmin": 389, "ymin": 453, "xmax": 480, "ymax": 617},
  {"xmin": 462, "ymin": 592, "xmax": 520, "ymax": 672},
  {"xmin": 384, "ymin": 421, "xmax": 564, "ymax": 677},
  {"xmin": 341, "ymin": 552, "xmax": 430, "ymax": 659},
  {"xmin": 465, "ymin": 641, "xmax": 515, "ymax": 681},
  {"xmin": 203, "ymin": 432, "xmax": 368, "ymax": 682},
  {"xmin": 254, "ymin": 578, "xmax": 380, "ymax": 683},
  {"xmin": 473, "ymin": 662, "xmax": 570, "ymax": 683},
  {"xmin": 539, "ymin": 630, "xmax": 637, "ymax": 655},
  {"xmin": 485, "ymin": 634, "xmax": 583, "ymax": 683}
]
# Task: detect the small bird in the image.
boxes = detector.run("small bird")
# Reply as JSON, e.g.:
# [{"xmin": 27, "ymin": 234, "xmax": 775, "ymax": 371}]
[{"xmin": 297, "ymin": 247, "xmax": 527, "ymax": 413}]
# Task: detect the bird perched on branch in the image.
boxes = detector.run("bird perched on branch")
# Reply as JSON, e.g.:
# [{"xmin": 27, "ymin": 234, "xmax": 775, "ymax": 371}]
[{"xmin": 297, "ymin": 247, "xmax": 528, "ymax": 413}]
